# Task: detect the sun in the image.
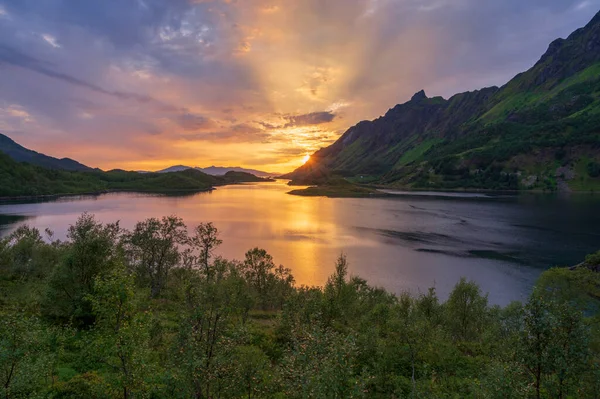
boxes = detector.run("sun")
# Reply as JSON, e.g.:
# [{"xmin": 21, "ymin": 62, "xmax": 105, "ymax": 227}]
[{"xmin": 301, "ymin": 154, "xmax": 311, "ymax": 164}]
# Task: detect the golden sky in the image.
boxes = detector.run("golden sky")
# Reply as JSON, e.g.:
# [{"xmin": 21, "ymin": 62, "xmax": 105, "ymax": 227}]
[{"xmin": 0, "ymin": 0, "xmax": 597, "ymax": 173}]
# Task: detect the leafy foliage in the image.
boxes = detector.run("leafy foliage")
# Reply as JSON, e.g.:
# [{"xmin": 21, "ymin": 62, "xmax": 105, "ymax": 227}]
[{"xmin": 0, "ymin": 213, "xmax": 599, "ymax": 398}]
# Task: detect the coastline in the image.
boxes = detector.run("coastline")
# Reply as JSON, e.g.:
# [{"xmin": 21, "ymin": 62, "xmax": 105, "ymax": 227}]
[
  {"xmin": 0, "ymin": 187, "xmax": 216, "ymax": 203},
  {"xmin": 287, "ymin": 184, "xmax": 600, "ymax": 198}
]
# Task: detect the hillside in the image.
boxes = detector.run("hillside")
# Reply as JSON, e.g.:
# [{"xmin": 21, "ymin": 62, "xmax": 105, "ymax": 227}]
[
  {"xmin": 286, "ymin": 11, "xmax": 600, "ymax": 192},
  {"xmin": 0, "ymin": 133, "xmax": 94, "ymax": 172},
  {"xmin": 0, "ymin": 153, "xmax": 272, "ymax": 198}
]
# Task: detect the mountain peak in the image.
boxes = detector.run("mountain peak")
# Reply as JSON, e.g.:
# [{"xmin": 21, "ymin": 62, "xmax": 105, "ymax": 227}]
[
  {"xmin": 588, "ymin": 9, "xmax": 600, "ymax": 27},
  {"xmin": 411, "ymin": 90, "xmax": 427, "ymax": 102}
]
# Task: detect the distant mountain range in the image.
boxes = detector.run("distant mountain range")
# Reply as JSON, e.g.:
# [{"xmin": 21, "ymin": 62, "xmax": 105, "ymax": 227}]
[
  {"xmin": 0, "ymin": 134, "xmax": 274, "ymax": 178},
  {"xmin": 286, "ymin": 10, "xmax": 600, "ymax": 192},
  {"xmin": 154, "ymin": 165, "xmax": 275, "ymax": 177},
  {"xmin": 0, "ymin": 133, "xmax": 94, "ymax": 172}
]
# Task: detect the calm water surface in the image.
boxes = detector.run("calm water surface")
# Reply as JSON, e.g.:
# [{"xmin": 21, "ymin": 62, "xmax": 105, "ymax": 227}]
[{"xmin": 1, "ymin": 181, "xmax": 599, "ymax": 306}]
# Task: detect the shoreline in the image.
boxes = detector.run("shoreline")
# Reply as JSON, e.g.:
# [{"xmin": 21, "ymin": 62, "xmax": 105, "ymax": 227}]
[
  {"xmin": 0, "ymin": 187, "xmax": 216, "ymax": 203},
  {"xmin": 287, "ymin": 184, "xmax": 600, "ymax": 198}
]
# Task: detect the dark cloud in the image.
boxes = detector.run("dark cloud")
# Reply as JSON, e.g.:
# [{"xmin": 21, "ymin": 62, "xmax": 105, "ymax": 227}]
[
  {"xmin": 283, "ymin": 111, "xmax": 336, "ymax": 128},
  {"xmin": 0, "ymin": 45, "xmax": 184, "ymax": 112},
  {"xmin": 176, "ymin": 113, "xmax": 216, "ymax": 131},
  {"xmin": 2, "ymin": 0, "xmax": 193, "ymax": 50}
]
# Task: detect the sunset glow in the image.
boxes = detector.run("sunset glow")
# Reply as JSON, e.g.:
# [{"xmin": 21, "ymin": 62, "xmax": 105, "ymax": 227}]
[{"xmin": 0, "ymin": 0, "xmax": 595, "ymax": 173}]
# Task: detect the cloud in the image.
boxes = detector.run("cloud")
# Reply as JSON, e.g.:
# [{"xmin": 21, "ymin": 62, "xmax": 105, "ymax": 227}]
[
  {"xmin": 574, "ymin": 1, "xmax": 592, "ymax": 10},
  {"xmin": 177, "ymin": 123, "xmax": 271, "ymax": 143},
  {"xmin": 41, "ymin": 34, "xmax": 60, "ymax": 48},
  {"xmin": 283, "ymin": 111, "xmax": 336, "ymax": 128},
  {"xmin": 0, "ymin": 45, "xmax": 172, "ymax": 108},
  {"xmin": 176, "ymin": 113, "xmax": 216, "ymax": 131},
  {"xmin": 231, "ymin": 123, "xmax": 265, "ymax": 135}
]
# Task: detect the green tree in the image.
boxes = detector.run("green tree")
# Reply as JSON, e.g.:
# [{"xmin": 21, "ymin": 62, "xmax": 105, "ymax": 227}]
[
  {"xmin": 42, "ymin": 213, "xmax": 122, "ymax": 326},
  {"xmin": 396, "ymin": 293, "xmax": 426, "ymax": 398},
  {"xmin": 323, "ymin": 254, "xmax": 356, "ymax": 326},
  {"xmin": 445, "ymin": 277, "xmax": 489, "ymax": 341},
  {"xmin": 243, "ymin": 248, "xmax": 293, "ymax": 310},
  {"xmin": 280, "ymin": 325, "xmax": 363, "ymax": 398},
  {"xmin": 174, "ymin": 264, "xmax": 242, "ymax": 398},
  {"xmin": 548, "ymin": 301, "xmax": 590, "ymax": 398},
  {"xmin": 0, "ymin": 313, "xmax": 52, "ymax": 399},
  {"xmin": 416, "ymin": 287, "xmax": 441, "ymax": 323},
  {"xmin": 124, "ymin": 216, "xmax": 187, "ymax": 298},
  {"xmin": 229, "ymin": 345, "xmax": 271, "ymax": 399},
  {"xmin": 87, "ymin": 266, "xmax": 153, "ymax": 399},
  {"xmin": 186, "ymin": 222, "xmax": 222, "ymax": 280}
]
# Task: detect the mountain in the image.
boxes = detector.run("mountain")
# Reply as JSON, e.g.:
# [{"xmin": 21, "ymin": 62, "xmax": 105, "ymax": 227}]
[
  {"xmin": 156, "ymin": 165, "xmax": 193, "ymax": 173},
  {"xmin": 200, "ymin": 166, "xmax": 275, "ymax": 177},
  {"xmin": 0, "ymin": 133, "xmax": 94, "ymax": 172},
  {"xmin": 156, "ymin": 165, "xmax": 274, "ymax": 177},
  {"xmin": 221, "ymin": 171, "xmax": 274, "ymax": 182},
  {"xmin": 287, "ymin": 11, "xmax": 600, "ymax": 192},
  {"xmin": 0, "ymin": 153, "xmax": 273, "ymax": 198}
]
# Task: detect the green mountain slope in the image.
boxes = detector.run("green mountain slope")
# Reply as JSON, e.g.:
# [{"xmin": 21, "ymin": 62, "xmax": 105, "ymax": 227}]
[
  {"xmin": 287, "ymin": 11, "xmax": 600, "ymax": 192},
  {"xmin": 0, "ymin": 133, "xmax": 94, "ymax": 172}
]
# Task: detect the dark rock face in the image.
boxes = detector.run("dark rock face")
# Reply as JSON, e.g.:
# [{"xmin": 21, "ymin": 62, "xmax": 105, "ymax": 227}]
[
  {"xmin": 520, "ymin": 11, "xmax": 600, "ymax": 89},
  {"xmin": 411, "ymin": 90, "xmax": 428, "ymax": 102}
]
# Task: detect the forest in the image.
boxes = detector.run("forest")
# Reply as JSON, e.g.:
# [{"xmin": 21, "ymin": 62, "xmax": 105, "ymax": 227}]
[{"xmin": 0, "ymin": 214, "xmax": 599, "ymax": 398}]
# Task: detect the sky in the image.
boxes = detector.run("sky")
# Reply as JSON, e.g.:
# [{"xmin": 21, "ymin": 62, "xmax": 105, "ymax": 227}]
[{"xmin": 0, "ymin": 0, "xmax": 598, "ymax": 173}]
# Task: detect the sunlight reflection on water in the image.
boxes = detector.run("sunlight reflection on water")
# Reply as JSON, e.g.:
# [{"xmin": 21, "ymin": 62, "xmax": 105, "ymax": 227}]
[{"xmin": 1, "ymin": 181, "xmax": 599, "ymax": 305}]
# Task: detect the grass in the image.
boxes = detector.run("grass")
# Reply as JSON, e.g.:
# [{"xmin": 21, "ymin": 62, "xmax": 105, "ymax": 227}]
[
  {"xmin": 480, "ymin": 92, "xmax": 543, "ymax": 123},
  {"xmin": 480, "ymin": 63, "xmax": 600, "ymax": 124},
  {"xmin": 394, "ymin": 138, "xmax": 443, "ymax": 168},
  {"xmin": 567, "ymin": 157, "xmax": 600, "ymax": 192},
  {"xmin": 345, "ymin": 175, "xmax": 381, "ymax": 184}
]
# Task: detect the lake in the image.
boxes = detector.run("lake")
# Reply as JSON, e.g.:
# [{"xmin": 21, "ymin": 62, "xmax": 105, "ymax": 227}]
[{"xmin": 1, "ymin": 180, "xmax": 599, "ymax": 306}]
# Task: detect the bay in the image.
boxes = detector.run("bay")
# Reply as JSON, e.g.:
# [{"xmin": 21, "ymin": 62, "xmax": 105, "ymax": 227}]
[{"xmin": 1, "ymin": 180, "xmax": 599, "ymax": 306}]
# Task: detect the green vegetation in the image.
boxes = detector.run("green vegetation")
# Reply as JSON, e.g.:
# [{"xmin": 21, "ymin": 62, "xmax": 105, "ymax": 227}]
[
  {"xmin": 0, "ymin": 153, "xmax": 270, "ymax": 198},
  {"xmin": 393, "ymin": 139, "xmax": 443, "ymax": 168},
  {"xmin": 288, "ymin": 184, "xmax": 383, "ymax": 198},
  {"xmin": 1, "ymin": 214, "xmax": 599, "ymax": 398},
  {"xmin": 288, "ymin": 176, "xmax": 385, "ymax": 198}
]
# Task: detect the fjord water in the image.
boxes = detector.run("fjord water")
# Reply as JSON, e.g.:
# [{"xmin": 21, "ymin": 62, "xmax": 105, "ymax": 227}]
[{"xmin": 0, "ymin": 181, "xmax": 598, "ymax": 305}]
